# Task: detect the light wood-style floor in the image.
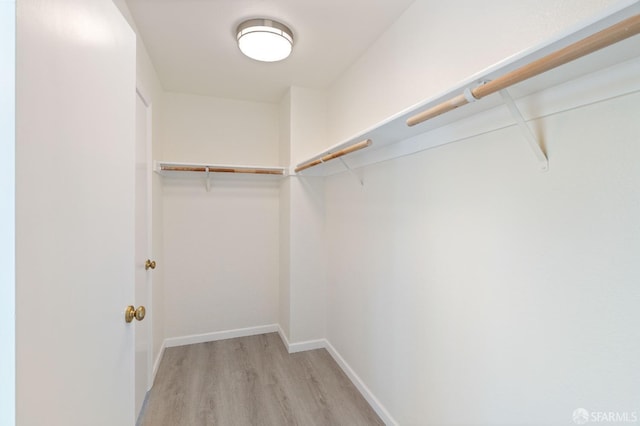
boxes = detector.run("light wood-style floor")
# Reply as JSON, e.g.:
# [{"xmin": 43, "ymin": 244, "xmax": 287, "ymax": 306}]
[{"xmin": 139, "ymin": 333, "xmax": 384, "ymax": 426}]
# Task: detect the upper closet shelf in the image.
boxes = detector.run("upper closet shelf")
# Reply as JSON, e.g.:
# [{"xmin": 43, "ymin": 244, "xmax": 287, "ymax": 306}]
[
  {"xmin": 294, "ymin": 1, "xmax": 640, "ymax": 176},
  {"xmin": 155, "ymin": 161, "xmax": 286, "ymax": 176},
  {"xmin": 155, "ymin": 161, "xmax": 286, "ymax": 179},
  {"xmin": 155, "ymin": 161, "xmax": 287, "ymax": 191}
]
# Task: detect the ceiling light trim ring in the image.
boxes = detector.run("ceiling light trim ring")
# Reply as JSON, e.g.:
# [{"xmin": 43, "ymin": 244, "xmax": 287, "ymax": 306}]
[{"xmin": 236, "ymin": 18, "xmax": 294, "ymax": 62}]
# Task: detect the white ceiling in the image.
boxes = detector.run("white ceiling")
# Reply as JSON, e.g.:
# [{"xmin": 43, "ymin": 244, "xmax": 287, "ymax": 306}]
[{"xmin": 125, "ymin": 0, "xmax": 416, "ymax": 102}]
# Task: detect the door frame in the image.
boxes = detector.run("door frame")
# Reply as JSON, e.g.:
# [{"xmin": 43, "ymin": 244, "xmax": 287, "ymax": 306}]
[
  {"xmin": 136, "ymin": 82, "xmax": 154, "ymax": 392},
  {"xmin": 0, "ymin": 2, "xmax": 16, "ymax": 425}
]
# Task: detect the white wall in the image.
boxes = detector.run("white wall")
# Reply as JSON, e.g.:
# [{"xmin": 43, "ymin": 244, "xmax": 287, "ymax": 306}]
[
  {"xmin": 161, "ymin": 93, "xmax": 280, "ymax": 339},
  {"xmin": 288, "ymin": 88, "xmax": 328, "ymax": 342},
  {"xmin": 325, "ymin": 90, "xmax": 640, "ymax": 425},
  {"xmin": 0, "ymin": 2, "xmax": 15, "ymax": 424},
  {"xmin": 322, "ymin": 1, "xmax": 640, "ymax": 424},
  {"xmin": 279, "ymin": 91, "xmax": 292, "ymax": 336},
  {"xmin": 279, "ymin": 90, "xmax": 291, "ymax": 167},
  {"xmin": 279, "ymin": 173, "xmax": 327, "ymax": 344},
  {"xmin": 327, "ymin": 0, "xmax": 619, "ymax": 144},
  {"xmin": 162, "ymin": 176, "xmax": 280, "ymax": 338},
  {"xmin": 287, "ymin": 176, "xmax": 326, "ymax": 342},
  {"xmin": 279, "ymin": 179, "xmax": 291, "ymax": 336},
  {"xmin": 279, "ymin": 87, "xmax": 328, "ymax": 343},
  {"xmin": 289, "ymin": 87, "xmax": 329, "ymax": 164},
  {"xmin": 161, "ymin": 92, "xmax": 280, "ymax": 165}
]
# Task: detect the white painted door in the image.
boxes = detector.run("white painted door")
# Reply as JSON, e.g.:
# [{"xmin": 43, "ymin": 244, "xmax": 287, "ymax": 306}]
[
  {"xmin": 135, "ymin": 90, "xmax": 152, "ymax": 420},
  {"xmin": 15, "ymin": 1, "xmax": 137, "ymax": 425}
]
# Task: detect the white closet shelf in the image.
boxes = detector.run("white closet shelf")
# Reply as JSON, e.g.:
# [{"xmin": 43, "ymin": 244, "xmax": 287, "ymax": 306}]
[
  {"xmin": 154, "ymin": 161, "xmax": 287, "ymax": 177},
  {"xmin": 294, "ymin": 1, "xmax": 640, "ymax": 176}
]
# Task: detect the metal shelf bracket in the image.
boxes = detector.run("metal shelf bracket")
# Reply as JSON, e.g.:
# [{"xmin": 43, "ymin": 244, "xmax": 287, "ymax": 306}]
[
  {"xmin": 338, "ymin": 157, "xmax": 364, "ymax": 186},
  {"xmin": 499, "ymin": 89, "xmax": 549, "ymax": 172}
]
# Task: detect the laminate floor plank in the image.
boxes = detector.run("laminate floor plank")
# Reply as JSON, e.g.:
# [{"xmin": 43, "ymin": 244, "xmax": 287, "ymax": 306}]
[{"xmin": 139, "ymin": 333, "xmax": 383, "ymax": 426}]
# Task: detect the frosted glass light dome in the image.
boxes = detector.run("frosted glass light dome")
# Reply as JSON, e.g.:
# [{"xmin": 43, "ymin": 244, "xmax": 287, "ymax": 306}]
[{"xmin": 236, "ymin": 19, "xmax": 294, "ymax": 62}]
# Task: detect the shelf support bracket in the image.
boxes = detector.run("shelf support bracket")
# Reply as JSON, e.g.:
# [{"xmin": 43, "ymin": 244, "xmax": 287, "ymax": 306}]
[
  {"xmin": 338, "ymin": 157, "xmax": 364, "ymax": 186},
  {"xmin": 205, "ymin": 167, "xmax": 211, "ymax": 192},
  {"xmin": 499, "ymin": 89, "xmax": 548, "ymax": 172}
]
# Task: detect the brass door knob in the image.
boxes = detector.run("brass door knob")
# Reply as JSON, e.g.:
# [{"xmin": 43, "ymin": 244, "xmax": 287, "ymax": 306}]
[
  {"xmin": 125, "ymin": 305, "xmax": 146, "ymax": 323},
  {"xmin": 145, "ymin": 259, "xmax": 156, "ymax": 270}
]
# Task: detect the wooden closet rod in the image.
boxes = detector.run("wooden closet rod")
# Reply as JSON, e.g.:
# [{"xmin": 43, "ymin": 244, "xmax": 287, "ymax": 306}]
[
  {"xmin": 406, "ymin": 14, "xmax": 640, "ymax": 127},
  {"xmin": 295, "ymin": 139, "xmax": 372, "ymax": 173},
  {"xmin": 160, "ymin": 165, "xmax": 285, "ymax": 175}
]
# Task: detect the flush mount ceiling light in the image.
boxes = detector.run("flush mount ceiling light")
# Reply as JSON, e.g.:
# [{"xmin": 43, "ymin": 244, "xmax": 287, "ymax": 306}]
[{"xmin": 236, "ymin": 18, "xmax": 294, "ymax": 62}]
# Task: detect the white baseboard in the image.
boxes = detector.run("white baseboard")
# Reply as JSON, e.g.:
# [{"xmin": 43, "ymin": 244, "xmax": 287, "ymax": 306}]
[
  {"xmin": 276, "ymin": 325, "xmax": 290, "ymax": 349},
  {"xmin": 289, "ymin": 338, "xmax": 325, "ymax": 353},
  {"xmin": 324, "ymin": 341, "xmax": 398, "ymax": 426},
  {"xmin": 151, "ymin": 339, "xmax": 166, "ymax": 386},
  {"xmin": 164, "ymin": 324, "xmax": 279, "ymax": 348},
  {"xmin": 276, "ymin": 325, "xmax": 325, "ymax": 353}
]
